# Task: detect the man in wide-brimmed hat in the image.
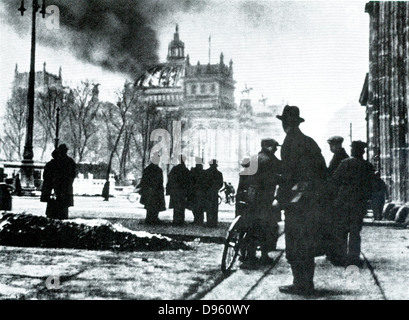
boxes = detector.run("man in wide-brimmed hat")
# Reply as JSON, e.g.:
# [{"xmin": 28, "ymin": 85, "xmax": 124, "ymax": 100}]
[{"xmin": 276, "ymin": 105, "xmax": 327, "ymax": 296}]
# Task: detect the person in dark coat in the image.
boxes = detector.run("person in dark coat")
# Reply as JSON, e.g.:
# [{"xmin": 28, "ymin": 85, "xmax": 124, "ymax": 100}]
[
  {"xmin": 166, "ymin": 155, "xmax": 192, "ymax": 226},
  {"xmin": 102, "ymin": 180, "xmax": 110, "ymax": 201},
  {"xmin": 371, "ymin": 171, "xmax": 388, "ymax": 221},
  {"xmin": 137, "ymin": 153, "xmax": 166, "ymax": 225},
  {"xmin": 324, "ymin": 136, "xmax": 349, "ymax": 265},
  {"xmin": 327, "ymin": 136, "xmax": 349, "ymax": 177},
  {"xmin": 204, "ymin": 159, "xmax": 224, "ymax": 227},
  {"xmin": 240, "ymin": 138, "xmax": 283, "ymax": 268},
  {"xmin": 235, "ymin": 157, "xmax": 255, "ymax": 218},
  {"xmin": 13, "ymin": 174, "xmax": 22, "ymax": 196},
  {"xmin": 41, "ymin": 144, "xmax": 77, "ymax": 219},
  {"xmin": 276, "ymin": 105, "xmax": 327, "ymax": 296},
  {"xmin": 331, "ymin": 141, "xmax": 376, "ymax": 268},
  {"xmin": 189, "ymin": 157, "xmax": 207, "ymax": 225}
]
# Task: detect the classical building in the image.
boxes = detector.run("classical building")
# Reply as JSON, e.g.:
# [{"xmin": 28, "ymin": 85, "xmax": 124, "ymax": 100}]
[
  {"xmin": 360, "ymin": 1, "xmax": 409, "ymax": 204},
  {"xmin": 135, "ymin": 25, "xmax": 283, "ymax": 185}
]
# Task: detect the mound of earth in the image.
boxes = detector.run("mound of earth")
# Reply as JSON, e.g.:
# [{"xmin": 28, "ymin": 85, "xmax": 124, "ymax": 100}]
[{"xmin": 0, "ymin": 213, "xmax": 190, "ymax": 251}]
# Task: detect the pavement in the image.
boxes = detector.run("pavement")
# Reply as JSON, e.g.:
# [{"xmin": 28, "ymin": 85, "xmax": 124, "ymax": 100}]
[{"xmin": 0, "ymin": 195, "xmax": 408, "ymax": 300}]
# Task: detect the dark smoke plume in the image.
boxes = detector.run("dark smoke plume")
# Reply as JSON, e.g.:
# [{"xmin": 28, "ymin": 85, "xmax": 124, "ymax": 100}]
[{"xmin": 1, "ymin": 0, "xmax": 208, "ymax": 78}]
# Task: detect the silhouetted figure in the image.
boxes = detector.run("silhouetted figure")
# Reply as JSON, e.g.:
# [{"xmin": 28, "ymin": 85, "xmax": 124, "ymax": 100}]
[
  {"xmin": 371, "ymin": 171, "xmax": 388, "ymax": 221},
  {"xmin": 0, "ymin": 171, "xmax": 12, "ymax": 211},
  {"xmin": 204, "ymin": 159, "xmax": 223, "ymax": 227},
  {"xmin": 166, "ymin": 155, "xmax": 192, "ymax": 226},
  {"xmin": 331, "ymin": 141, "xmax": 376, "ymax": 267},
  {"xmin": 324, "ymin": 136, "xmax": 349, "ymax": 266},
  {"xmin": 189, "ymin": 157, "xmax": 207, "ymax": 225},
  {"xmin": 41, "ymin": 144, "xmax": 77, "ymax": 219},
  {"xmin": 327, "ymin": 136, "xmax": 349, "ymax": 177},
  {"xmin": 102, "ymin": 180, "xmax": 110, "ymax": 201},
  {"xmin": 220, "ymin": 182, "xmax": 235, "ymax": 204},
  {"xmin": 239, "ymin": 138, "xmax": 282, "ymax": 269},
  {"xmin": 236, "ymin": 158, "xmax": 252, "ymax": 217},
  {"xmin": 276, "ymin": 105, "xmax": 327, "ymax": 296},
  {"xmin": 14, "ymin": 174, "xmax": 22, "ymax": 196},
  {"xmin": 137, "ymin": 153, "xmax": 166, "ymax": 225}
]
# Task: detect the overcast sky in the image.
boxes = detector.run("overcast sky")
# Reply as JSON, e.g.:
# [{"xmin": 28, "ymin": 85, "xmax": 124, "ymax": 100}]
[{"xmin": 0, "ymin": 0, "xmax": 369, "ymax": 162}]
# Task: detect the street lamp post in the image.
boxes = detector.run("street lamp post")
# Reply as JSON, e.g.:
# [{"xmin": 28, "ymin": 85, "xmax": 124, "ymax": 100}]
[
  {"xmin": 18, "ymin": 0, "xmax": 46, "ymax": 194},
  {"xmin": 54, "ymin": 106, "xmax": 60, "ymax": 149}
]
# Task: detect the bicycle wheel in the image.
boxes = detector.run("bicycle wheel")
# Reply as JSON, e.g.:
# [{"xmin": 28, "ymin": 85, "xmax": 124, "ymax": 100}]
[
  {"xmin": 221, "ymin": 215, "xmax": 246, "ymax": 273},
  {"xmin": 127, "ymin": 192, "xmax": 139, "ymax": 203}
]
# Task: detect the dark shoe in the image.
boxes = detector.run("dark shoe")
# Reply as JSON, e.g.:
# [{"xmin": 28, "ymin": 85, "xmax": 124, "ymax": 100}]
[
  {"xmin": 327, "ymin": 256, "xmax": 346, "ymax": 267},
  {"xmin": 259, "ymin": 256, "xmax": 275, "ymax": 265},
  {"xmin": 240, "ymin": 257, "xmax": 259, "ymax": 269},
  {"xmin": 279, "ymin": 285, "xmax": 315, "ymax": 296}
]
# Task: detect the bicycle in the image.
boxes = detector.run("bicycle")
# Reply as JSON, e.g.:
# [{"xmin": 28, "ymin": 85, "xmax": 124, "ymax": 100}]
[
  {"xmin": 218, "ymin": 192, "xmax": 235, "ymax": 206},
  {"xmin": 221, "ymin": 203, "xmax": 248, "ymax": 273}
]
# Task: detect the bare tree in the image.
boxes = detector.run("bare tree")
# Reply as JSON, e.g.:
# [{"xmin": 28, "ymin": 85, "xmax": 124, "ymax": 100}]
[
  {"xmin": 35, "ymin": 84, "xmax": 70, "ymax": 160},
  {"xmin": 101, "ymin": 82, "xmax": 140, "ymax": 185},
  {"xmin": 0, "ymin": 87, "xmax": 28, "ymax": 160},
  {"xmin": 61, "ymin": 81, "xmax": 102, "ymax": 163}
]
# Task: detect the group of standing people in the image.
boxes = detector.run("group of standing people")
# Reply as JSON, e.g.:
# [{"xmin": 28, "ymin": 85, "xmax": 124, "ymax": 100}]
[
  {"xmin": 137, "ymin": 153, "xmax": 224, "ymax": 227},
  {"xmin": 235, "ymin": 105, "xmax": 383, "ymax": 296}
]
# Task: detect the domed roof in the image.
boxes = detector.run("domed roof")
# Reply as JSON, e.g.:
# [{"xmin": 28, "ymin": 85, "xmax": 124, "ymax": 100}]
[{"xmin": 135, "ymin": 63, "xmax": 185, "ymax": 88}]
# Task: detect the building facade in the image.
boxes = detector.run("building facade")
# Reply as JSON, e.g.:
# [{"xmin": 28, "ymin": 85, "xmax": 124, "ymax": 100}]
[
  {"xmin": 360, "ymin": 1, "xmax": 409, "ymax": 204},
  {"xmin": 13, "ymin": 62, "xmax": 63, "ymax": 92},
  {"xmin": 135, "ymin": 25, "xmax": 283, "ymax": 185}
]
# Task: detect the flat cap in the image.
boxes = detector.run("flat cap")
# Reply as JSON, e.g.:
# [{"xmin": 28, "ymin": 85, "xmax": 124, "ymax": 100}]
[
  {"xmin": 327, "ymin": 136, "xmax": 344, "ymax": 144},
  {"xmin": 261, "ymin": 138, "xmax": 280, "ymax": 147},
  {"xmin": 351, "ymin": 140, "xmax": 367, "ymax": 150},
  {"xmin": 240, "ymin": 157, "xmax": 251, "ymax": 167}
]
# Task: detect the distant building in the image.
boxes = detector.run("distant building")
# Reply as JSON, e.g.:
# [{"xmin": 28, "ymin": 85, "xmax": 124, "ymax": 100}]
[
  {"xmin": 360, "ymin": 1, "xmax": 409, "ymax": 204},
  {"xmin": 13, "ymin": 62, "xmax": 63, "ymax": 92},
  {"xmin": 135, "ymin": 25, "xmax": 283, "ymax": 185}
]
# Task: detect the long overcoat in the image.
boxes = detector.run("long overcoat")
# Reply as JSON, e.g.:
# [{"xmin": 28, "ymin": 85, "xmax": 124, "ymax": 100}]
[
  {"xmin": 137, "ymin": 163, "xmax": 166, "ymax": 213},
  {"xmin": 41, "ymin": 150, "xmax": 76, "ymax": 207},
  {"xmin": 277, "ymin": 127, "xmax": 328, "ymax": 263},
  {"xmin": 254, "ymin": 150, "xmax": 282, "ymax": 221},
  {"xmin": 204, "ymin": 166, "xmax": 224, "ymax": 213},
  {"xmin": 166, "ymin": 163, "xmax": 192, "ymax": 209},
  {"xmin": 331, "ymin": 157, "xmax": 376, "ymax": 227},
  {"xmin": 188, "ymin": 165, "xmax": 207, "ymax": 212}
]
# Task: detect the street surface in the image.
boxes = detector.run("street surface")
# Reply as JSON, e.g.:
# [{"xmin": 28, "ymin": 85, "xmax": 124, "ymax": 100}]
[{"xmin": 1, "ymin": 195, "xmax": 408, "ymax": 300}]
